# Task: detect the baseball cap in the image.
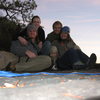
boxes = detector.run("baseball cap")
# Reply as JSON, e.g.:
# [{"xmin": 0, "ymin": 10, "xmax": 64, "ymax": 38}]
[{"xmin": 61, "ymin": 26, "xmax": 70, "ymax": 33}]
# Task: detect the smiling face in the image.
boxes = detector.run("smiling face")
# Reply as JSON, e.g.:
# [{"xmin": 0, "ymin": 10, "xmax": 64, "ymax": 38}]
[
  {"xmin": 60, "ymin": 32, "xmax": 69, "ymax": 40},
  {"xmin": 53, "ymin": 24, "xmax": 62, "ymax": 34},
  {"xmin": 53, "ymin": 21, "xmax": 62, "ymax": 34},
  {"xmin": 28, "ymin": 29, "xmax": 37, "ymax": 39},
  {"xmin": 32, "ymin": 17, "xmax": 41, "ymax": 28},
  {"xmin": 27, "ymin": 24, "xmax": 37, "ymax": 39}
]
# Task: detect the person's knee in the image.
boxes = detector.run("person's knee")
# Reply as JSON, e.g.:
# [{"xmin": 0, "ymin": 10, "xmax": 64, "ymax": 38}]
[
  {"xmin": 42, "ymin": 56, "xmax": 51, "ymax": 62},
  {"xmin": 36, "ymin": 55, "xmax": 51, "ymax": 62},
  {"xmin": 41, "ymin": 56, "xmax": 52, "ymax": 66},
  {"xmin": 44, "ymin": 40, "xmax": 51, "ymax": 46}
]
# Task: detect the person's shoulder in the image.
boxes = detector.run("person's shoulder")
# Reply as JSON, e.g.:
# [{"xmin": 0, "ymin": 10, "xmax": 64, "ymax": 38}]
[
  {"xmin": 38, "ymin": 26, "xmax": 44, "ymax": 30},
  {"xmin": 47, "ymin": 32, "xmax": 55, "ymax": 39},
  {"xmin": 38, "ymin": 26, "xmax": 45, "ymax": 32},
  {"xmin": 48, "ymin": 32, "xmax": 55, "ymax": 36}
]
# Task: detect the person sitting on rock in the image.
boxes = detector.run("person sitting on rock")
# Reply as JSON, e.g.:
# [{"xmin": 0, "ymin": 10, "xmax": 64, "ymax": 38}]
[
  {"xmin": 9, "ymin": 23, "xmax": 51, "ymax": 72},
  {"xmin": 50, "ymin": 26, "xmax": 97, "ymax": 70}
]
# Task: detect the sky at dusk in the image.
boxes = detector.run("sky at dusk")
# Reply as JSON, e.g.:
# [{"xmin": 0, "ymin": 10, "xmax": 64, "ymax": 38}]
[{"xmin": 33, "ymin": 0, "xmax": 100, "ymax": 63}]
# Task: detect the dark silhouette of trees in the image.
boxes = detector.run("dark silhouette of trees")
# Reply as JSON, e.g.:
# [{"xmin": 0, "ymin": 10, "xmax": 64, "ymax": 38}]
[
  {"xmin": 0, "ymin": 17, "xmax": 18, "ymax": 51},
  {"xmin": 0, "ymin": 0, "xmax": 37, "ymax": 24},
  {"xmin": 0, "ymin": 0, "xmax": 37, "ymax": 51}
]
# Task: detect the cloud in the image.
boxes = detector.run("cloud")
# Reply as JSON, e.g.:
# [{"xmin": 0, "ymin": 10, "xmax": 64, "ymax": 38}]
[
  {"xmin": 35, "ymin": 0, "xmax": 100, "ymax": 16},
  {"xmin": 77, "ymin": 19, "xmax": 100, "ymax": 23},
  {"xmin": 37, "ymin": 0, "xmax": 99, "ymax": 5},
  {"xmin": 41, "ymin": 18, "xmax": 55, "ymax": 36},
  {"xmin": 0, "ymin": 11, "xmax": 4, "ymax": 16},
  {"xmin": 78, "ymin": 41, "xmax": 100, "ymax": 45},
  {"xmin": 65, "ymin": 16, "xmax": 84, "ymax": 18},
  {"xmin": 38, "ymin": 0, "xmax": 71, "ymax": 3},
  {"xmin": 87, "ymin": 0, "xmax": 100, "ymax": 5},
  {"xmin": 35, "ymin": 0, "xmax": 75, "ymax": 10}
]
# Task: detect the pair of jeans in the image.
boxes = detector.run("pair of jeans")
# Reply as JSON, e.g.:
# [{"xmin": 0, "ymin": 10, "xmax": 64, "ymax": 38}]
[
  {"xmin": 39, "ymin": 41, "xmax": 51, "ymax": 56},
  {"xmin": 56, "ymin": 48, "xmax": 89, "ymax": 70}
]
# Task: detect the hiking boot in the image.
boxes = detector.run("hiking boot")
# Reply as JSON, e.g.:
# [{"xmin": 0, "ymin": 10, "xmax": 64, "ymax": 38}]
[{"xmin": 86, "ymin": 53, "xmax": 97, "ymax": 69}]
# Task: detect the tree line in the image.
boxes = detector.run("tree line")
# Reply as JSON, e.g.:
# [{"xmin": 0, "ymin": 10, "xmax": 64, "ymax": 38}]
[{"xmin": 0, "ymin": 0, "xmax": 37, "ymax": 51}]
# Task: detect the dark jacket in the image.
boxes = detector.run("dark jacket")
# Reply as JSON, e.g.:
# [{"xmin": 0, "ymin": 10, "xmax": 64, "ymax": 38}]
[
  {"xmin": 52, "ymin": 38, "xmax": 80, "ymax": 57},
  {"xmin": 16, "ymin": 26, "xmax": 45, "ymax": 43},
  {"xmin": 46, "ymin": 32, "xmax": 60, "ymax": 43}
]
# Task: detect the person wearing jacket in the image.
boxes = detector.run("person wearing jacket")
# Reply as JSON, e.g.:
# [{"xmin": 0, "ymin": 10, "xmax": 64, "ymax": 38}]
[
  {"xmin": 10, "ymin": 23, "xmax": 51, "ymax": 72},
  {"xmin": 17, "ymin": 15, "xmax": 45, "ymax": 49},
  {"xmin": 51, "ymin": 26, "xmax": 97, "ymax": 70},
  {"xmin": 46, "ymin": 21, "xmax": 62, "ymax": 43}
]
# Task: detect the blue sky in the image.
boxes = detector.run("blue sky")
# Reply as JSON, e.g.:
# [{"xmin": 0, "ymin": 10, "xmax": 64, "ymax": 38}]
[{"xmin": 34, "ymin": 0, "xmax": 100, "ymax": 63}]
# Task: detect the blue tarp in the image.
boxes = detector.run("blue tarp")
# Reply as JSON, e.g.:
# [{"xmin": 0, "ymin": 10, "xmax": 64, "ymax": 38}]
[{"xmin": 0, "ymin": 71, "xmax": 100, "ymax": 77}]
